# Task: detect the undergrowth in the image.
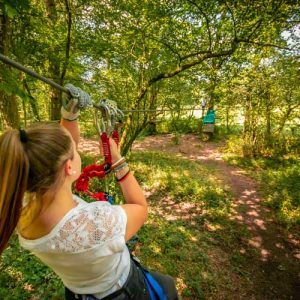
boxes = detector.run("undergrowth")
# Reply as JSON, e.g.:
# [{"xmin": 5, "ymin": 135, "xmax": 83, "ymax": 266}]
[{"xmin": 223, "ymin": 135, "xmax": 300, "ymax": 229}]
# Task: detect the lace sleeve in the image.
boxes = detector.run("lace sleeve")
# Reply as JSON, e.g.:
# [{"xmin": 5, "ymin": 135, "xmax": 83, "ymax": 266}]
[{"xmin": 40, "ymin": 202, "xmax": 127, "ymax": 253}]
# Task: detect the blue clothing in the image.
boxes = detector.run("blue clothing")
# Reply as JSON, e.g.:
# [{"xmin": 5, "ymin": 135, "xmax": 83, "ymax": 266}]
[{"xmin": 203, "ymin": 109, "xmax": 215, "ymax": 124}]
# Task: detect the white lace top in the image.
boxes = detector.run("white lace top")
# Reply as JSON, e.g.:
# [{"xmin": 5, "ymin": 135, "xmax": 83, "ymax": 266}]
[{"xmin": 18, "ymin": 195, "xmax": 131, "ymax": 298}]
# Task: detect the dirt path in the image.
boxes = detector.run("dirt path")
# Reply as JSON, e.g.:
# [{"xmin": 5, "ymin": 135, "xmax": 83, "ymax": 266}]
[
  {"xmin": 79, "ymin": 134, "xmax": 300, "ymax": 299},
  {"xmin": 132, "ymin": 134, "xmax": 300, "ymax": 299}
]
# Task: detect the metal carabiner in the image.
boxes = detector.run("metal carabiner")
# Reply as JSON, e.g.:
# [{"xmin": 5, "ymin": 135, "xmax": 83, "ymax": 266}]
[
  {"xmin": 95, "ymin": 100, "xmax": 111, "ymax": 137},
  {"xmin": 95, "ymin": 99, "xmax": 124, "ymax": 135},
  {"xmin": 94, "ymin": 98, "xmax": 124, "ymax": 152}
]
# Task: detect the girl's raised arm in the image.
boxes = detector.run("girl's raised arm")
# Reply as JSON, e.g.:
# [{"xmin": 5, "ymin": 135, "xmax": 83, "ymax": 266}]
[{"xmin": 60, "ymin": 119, "xmax": 80, "ymax": 147}]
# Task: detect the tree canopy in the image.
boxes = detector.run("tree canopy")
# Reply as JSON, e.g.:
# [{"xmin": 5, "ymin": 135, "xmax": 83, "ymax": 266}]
[{"xmin": 0, "ymin": 0, "xmax": 299, "ymax": 154}]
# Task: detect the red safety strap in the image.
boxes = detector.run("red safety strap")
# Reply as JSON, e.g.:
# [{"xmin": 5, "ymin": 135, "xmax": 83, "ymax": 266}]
[
  {"xmin": 75, "ymin": 164, "xmax": 111, "ymax": 201},
  {"xmin": 101, "ymin": 132, "xmax": 112, "ymax": 164}
]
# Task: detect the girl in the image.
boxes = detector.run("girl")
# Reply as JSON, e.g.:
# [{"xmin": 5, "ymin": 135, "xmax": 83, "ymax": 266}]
[{"xmin": 0, "ymin": 91, "xmax": 178, "ymax": 299}]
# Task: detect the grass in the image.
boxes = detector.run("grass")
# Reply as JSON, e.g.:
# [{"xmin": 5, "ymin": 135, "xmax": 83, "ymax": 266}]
[
  {"xmin": 0, "ymin": 236, "xmax": 64, "ymax": 299},
  {"xmin": 260, "ymin": 163, "xmax": 300, "ymax": 226},
  {"xmin": 1, "ymin": 148, "xmax": 276, "ymax": 299},
  {"xmin": 124, "ymin": 152, "xmax": 253, "ymax": 298}
]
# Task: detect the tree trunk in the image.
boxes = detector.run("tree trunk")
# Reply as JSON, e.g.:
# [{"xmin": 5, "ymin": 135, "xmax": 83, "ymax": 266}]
[
  {"xmin": 226, "ymin": 105, "xmax": 230, "ymax": 134},
  {"xmin": 23, "ymin": 78, "xmax": 40, "ymax": 121},
  {"xmin": 147, "ymin": 85, "xmax": 159, "ymax": 135},
  {"xmin": 243, "ymin": 95, "xmax": 253, "ymax": 157},
  {"xmin": 22, "ymin": 96, "xmax": 27, "ymax": 127},
  {"xmin": 0, "ymin": 110, "xmax": 3, "ymax": 131},
  {"xmin": 265, "ymin": 93, "xmax": 271, "ymax": 147},
  {"xmin": 121, "ymin": 124, "xmax": 146, "ymax": 156},
  {"xmin": 0, "ymin": 92, "xmax": 20, "ymax": 128},
  {"xmin": 49, "ymin": 63, "xmax": 61, "ymax": 120},
  {"xmin": 277, "ymin": 103, "xmax": 298, "ymax": 134},
  {"xmin": 45, "ymin": 0, "xmax": 62, "ymax": 120},
  {"xmin": 0, "ymin": 4, "xmax": 20, "ymax": 128}
]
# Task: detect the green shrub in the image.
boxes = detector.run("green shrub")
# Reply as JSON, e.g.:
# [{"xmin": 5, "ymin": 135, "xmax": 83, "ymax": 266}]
[
  {"xmin": 156, "ymin": 117, "xmax": 200, "ymax": 134},
  {"xmin": 261, "ymin": 163, "xmax": 300, "ymax": 227},
  {"xmin": 223, "ymin": 142, "xmax": 300, "ymax": 228}
]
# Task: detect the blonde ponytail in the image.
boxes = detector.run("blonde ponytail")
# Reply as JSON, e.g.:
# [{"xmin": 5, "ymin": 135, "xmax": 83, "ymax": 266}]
[
  {"xmin": 0, "ymin": 122, "xmax": 73, "ymax": 254},
  {"xmin": 0, "ymin": 129, "xmax": 29, "ymax": 254}
]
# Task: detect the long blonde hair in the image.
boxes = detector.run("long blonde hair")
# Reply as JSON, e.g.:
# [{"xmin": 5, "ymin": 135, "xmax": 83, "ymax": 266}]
[{"xmin": 0, "ymin": 122, "xmax": 73, "ymax": 254}]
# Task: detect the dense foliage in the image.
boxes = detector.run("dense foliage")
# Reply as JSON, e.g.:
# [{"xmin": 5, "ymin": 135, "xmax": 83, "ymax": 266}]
[{"xmin": 0, "ymin": 0, "xmax": 299, "ymax": 155}]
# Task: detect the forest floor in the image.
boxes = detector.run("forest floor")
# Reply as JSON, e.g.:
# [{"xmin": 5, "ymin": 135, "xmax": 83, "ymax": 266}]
[{"xmin": 79, "ymin": 133, "xmax": 300, "ymax": 299}]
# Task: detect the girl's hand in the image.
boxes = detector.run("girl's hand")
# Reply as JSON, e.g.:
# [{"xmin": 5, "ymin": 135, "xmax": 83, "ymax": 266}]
[{"xmin": 109, "ymin": 138, "xmax": 122, "ymax": 164}]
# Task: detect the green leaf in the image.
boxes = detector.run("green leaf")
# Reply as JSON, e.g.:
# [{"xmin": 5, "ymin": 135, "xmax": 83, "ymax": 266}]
[{"xmin": 4, "ymin": 4, "xmax": 17, "ymax": 18}]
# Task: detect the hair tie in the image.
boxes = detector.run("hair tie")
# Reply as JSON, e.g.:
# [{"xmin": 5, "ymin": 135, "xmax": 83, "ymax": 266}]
[{"xmin": 19, "ymin": 129, "xmax": 28, "ymax": 143}]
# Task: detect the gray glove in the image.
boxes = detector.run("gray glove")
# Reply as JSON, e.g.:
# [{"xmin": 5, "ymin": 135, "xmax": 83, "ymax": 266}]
[{"xmin": 61, "ymin": 84, "xmax": 92, "ymax": 121}]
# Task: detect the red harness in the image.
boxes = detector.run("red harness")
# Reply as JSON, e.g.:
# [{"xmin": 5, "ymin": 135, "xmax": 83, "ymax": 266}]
[{"xmin": 75, "ymin": 130, "xmax": 119, "ymax": 201}]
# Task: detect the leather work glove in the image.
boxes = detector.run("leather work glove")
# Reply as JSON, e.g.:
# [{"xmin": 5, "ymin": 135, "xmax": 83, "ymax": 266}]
[{"xmin": 61, "ymin": 84, "xmax": 92, "ymax": 121}]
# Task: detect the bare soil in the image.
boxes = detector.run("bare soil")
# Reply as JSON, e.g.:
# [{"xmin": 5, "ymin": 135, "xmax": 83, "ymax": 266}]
[{"xmin": 79, "ymin": 134, "xmax": 300, "ymax": 299}]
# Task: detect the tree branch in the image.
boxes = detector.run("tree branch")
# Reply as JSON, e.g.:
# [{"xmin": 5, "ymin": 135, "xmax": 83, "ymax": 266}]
[
  {"xmin": 245, "ymin": 18, "xmax": 263, "ymax": 42},
  {"xmin": 186, "ymin": 0, "xmax": 212, "ymax": 51},
  {"xmin": 237, "ymin": 39, "xmax": 293, "ymax": 51},
  {"xmin": 144, "ymin": 34, "xmax": 182, "ymax": 61},
  {"xmin": 224, "ymin": 1, "xmax": 237, "ymax": 40},
  {"xmin": 181, "ymin": 50, "xmax": 212, "ymax": 61},
  {"xmin": 120, "ymin": 43, "xmax": 238, "ymax": 149},
  {"xmin": 137, "ymin": 44, "xmax": 238, "ymax": 103}
]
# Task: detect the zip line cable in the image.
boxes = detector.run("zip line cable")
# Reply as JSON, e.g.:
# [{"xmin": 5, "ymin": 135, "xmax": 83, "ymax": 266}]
[
  {"xmin": 0, "ymin": 54, "xmax": 110, "ymax": 111},
  {"xmin": 0, "ymin": 54, "xmax": 70, "ymax": 95},
  {"xmin": 122, "ymin": 108, "xmax": 202, "ymax": 113},
  {"xmin": 0, "ymin": 54, "xmax": 202, "ymax": 114}
]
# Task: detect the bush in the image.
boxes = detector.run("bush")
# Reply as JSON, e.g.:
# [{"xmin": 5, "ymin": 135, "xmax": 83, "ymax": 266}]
[
  {"xmin": 156, "ymin": 117, "xmax": 200, "ymax": 134},
  {"xmin": 261, "ymin": 162, "xmax": 300, "ymax": 227},
  {"xmin": 223, "ymin": 142, "xmax": 300, "ymax": 228}
]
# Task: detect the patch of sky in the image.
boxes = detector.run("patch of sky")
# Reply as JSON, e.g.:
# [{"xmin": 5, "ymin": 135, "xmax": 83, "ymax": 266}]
[
  {"xmin": 281, "ymin": 24, "xmax": 299, "ymax": 55},
  {"xmin": 80, "ymin": 56, "xmax": 107, "ymax": 82}
]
